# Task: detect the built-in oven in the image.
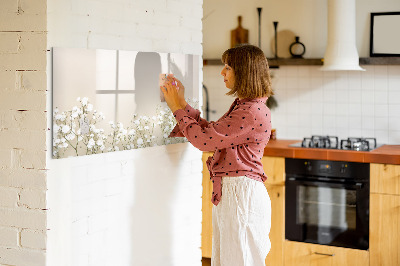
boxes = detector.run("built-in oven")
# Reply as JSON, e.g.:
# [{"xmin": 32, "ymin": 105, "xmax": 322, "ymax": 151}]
[{"xmin": 285, "ymin": 158, "xmax": 370, "ymax": 250}]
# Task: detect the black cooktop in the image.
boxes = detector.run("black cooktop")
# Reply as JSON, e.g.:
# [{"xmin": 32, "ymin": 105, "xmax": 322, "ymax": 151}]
[{"xmin": 289, "ymin": 135, "xmax": 383, "ymax": 151}]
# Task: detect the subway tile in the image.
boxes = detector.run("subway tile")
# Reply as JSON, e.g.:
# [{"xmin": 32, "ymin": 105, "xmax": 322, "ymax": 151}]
[
  {"xmin": 298, "ymin": 67, "xmax": 311, "ymax": 78},
  {"xmin": 362, "ymin": 90, "xmax": 375, "ymax": 104},
  {"xmin": 336, "ymin": 128, "xmax": 349, "ymax": 140},
  {"xmin": 361, "ymin": 75, "xmax": 374, "ymax": 90},
  {"xmin": 286, "ymin": 89, "xmax": 300, "ymax": 102},
  {"xmin": 336, "ymin": 76, "xmax": 349, "ymax": 90},
  {"xmin": 273, "ymin": 77, "xmax": 287, "ymax": 90},
  {"xmin": 298, "ymin": 77, "xmax": 310, "ymax": 89},
  {"xmin": 388, "ymin": 65, "xmax": 400, "ymax": 76},
  {"xmin": 296, "ymin": 127, "xmax": 312, "ymax": 137},
  {"xmin": 374, "ymin": 117, "xmax": 389, "ymax": 131},
  {"xmin": 311, "ymin": 114, "xmax": 324, "ymax": 128},
  {"xmin": 361, "ymin": 104, "xmax": 375, "ymax": 116},
  {"xmin": 323, "ymin": 87, "xmax": 336, "ymax": 103},
  {"xmin": 374, "ymin": 90, "xmax": 388, "ymax": 104},
  {"xmin": 362, "ymin": 116, "xmax": 375, "ymax": 130},
  {"xmin": 311, "ymin": 102, "xmax": 324, "ymax": 113},
  {"xmin": 335, "ymin": 115, "xmax": 348, "ymax": 128},
  {"xmin": 348, "ymin": 75, "xmax": 362, "ymax": 90},
  {"xmin": 322, "ymin": 70, "xmax": 335, "ymax": 78},
  {"xmin": 322, "ymin": 115, "xmax": 336, "ymax": 129},
  {"xmin": 374, "ymin": 77, "xmax": 388, "ymax": 91},
  {"xmin": 310, "ymin": 67, "xmax": 324, "ymax": 77},
  {"xmin": 311, "ymin": 127, "xmax": 324, "ymax": 136},
  {"xmin": 388, "ymin": 104, "xmax": 400, "ymax": 117},
  {"xmin": 362, "ymin": 65, "xmax": 375, "ymax": 74},
  {"xmin": 348, "ymin": 103, "xmax": 362, "ymax": 116},
  {"xmin": 297, "ymin": 102, "xmax": 312, "ymax": 114},
  {"xmin": 311, "ymin": 88, "xmax": 323, "ymax": 102},
  {"xmin": 388, "ymin": 131, "xmax": 400, "ymax": 144},
  {"xmin": 361, "ymin": 129, "xmax": 375, "ymax": 138},
  {"xmin": 374, "ymin": 65, "xmax": 388, "ymax": 77},
  {"xmin": 336, "ymin": 103, "xmax": 349, "ymax": 116},
  {"xmin": 388, "ymin": 117, "xmax": 400, "ymax": 131},
  {"xmin": 323, "ymin": 103, "xmax": 336, "ymax": 115},
  {"xmin": 310, "ymin": 77, "xmax": 324, "ymax": 90},
  {"xmin": 336, "ymin": 90, "xmax": 349, "ymax": 103},
  {"xmin": 348, "ymin": 116, "xmax": 362, "ymax": 129},
  {"xmin": 285, "ymin": 66, "xmax": 298, "ymax": 77},
  {"xmin": 322, "ymin": 127, "xmax": 337, "ymax": 136},
  {"xmin": 349, "ymin": 128, "xmax": 362, "ymax": 137},
  {"xmin": 375, "ymin": 104, "xmax": 389, "ymax": 117},
  {"xmin": 298, "ymin": 89, "xmax": 313, "ymax": 103},
  {"xmin": 388, "ymin": 75, "xmax": 400, "ymax": 91},
  {"xmin": 274, "ymin": 66, "xmax": 287, "ymax": 77},
  {"xmin": 388, "ymin": 91, "xmax": 400, "ymax": 104},
  {"xmin": 348, "ymin": 90, "xmax": 362, "ymax": 103},
  {"xmin": 286, "ymin": 77, "xmax": 299, "ymax": 89},
  {"xmin": 287, "ymin": 113, "xmax": 300, "ymax": 127},
  {"xmin": 348, "ymin": 70, "xmax": 362, "ymax": 80},
  {"xmin": 374, "ymin": 130, "xmax": 389, "ymax": 144}
]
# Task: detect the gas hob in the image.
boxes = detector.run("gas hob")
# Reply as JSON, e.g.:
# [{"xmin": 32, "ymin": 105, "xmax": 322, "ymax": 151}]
[{"xmin": 289, "ymin": 135, "xmax": 383, "ymax": 151}]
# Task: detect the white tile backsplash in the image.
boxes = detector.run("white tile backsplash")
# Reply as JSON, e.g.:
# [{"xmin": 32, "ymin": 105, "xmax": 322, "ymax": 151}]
[{"xmin": 204, "ymin": 65, "xmax": 400, "ymax": 144}]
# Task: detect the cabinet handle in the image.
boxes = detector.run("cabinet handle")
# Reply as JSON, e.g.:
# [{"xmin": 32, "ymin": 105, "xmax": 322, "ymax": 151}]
[{"xmin": 314, "ymin": 252, "xmax": 335, "ymax": 257}]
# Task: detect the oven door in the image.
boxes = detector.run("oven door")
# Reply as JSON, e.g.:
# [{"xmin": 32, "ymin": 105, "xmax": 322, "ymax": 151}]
[{"xmin": 285, "ymin": 177, "xmax": 369, "ymax": 250}]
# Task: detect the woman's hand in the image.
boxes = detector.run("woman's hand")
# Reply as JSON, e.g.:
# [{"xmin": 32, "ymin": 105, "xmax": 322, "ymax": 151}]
[
  {"xmin": 160, "ymin": 77, "xmax": 184, "ymax": 113},
  {"xmin": 173, "ymin": 77, "xmax": 187, "ymax": 108}
]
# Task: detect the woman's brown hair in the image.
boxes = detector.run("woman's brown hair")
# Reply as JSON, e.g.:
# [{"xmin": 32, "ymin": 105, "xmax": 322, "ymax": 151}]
[{"xmin": 221, "ymin": 44, "xmax": 273, "ymax": 99}]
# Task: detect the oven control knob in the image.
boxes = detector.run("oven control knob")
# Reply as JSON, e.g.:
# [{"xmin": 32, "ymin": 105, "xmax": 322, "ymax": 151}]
[
  {"xmin": 340, "ymin": 164, "xmax": 347, "ymax": 174},
  {"xmin": 305, "ymin": 162, "xmax": 312, "ymax": 171}
]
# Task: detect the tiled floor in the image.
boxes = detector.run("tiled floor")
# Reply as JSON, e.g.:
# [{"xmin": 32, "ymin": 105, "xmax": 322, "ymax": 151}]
[{"xmin": 202, "ymin": 257, "xmax": 211, "ymax": 266}]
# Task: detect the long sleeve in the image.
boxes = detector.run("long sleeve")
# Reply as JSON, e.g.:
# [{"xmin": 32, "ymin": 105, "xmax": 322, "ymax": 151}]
[
  {"xmin": 172, "ymin": 105, "xmax": 257, "ymax": 152},
  {"xmin": 169, "ymin": 103, "xmax": 211, "ymax": 137}
]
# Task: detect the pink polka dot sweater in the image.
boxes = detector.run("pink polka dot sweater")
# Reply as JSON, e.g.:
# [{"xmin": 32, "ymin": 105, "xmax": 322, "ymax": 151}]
[{"xmin": 169, "ymin": 97, "xmax": 272, "ymax": 206}]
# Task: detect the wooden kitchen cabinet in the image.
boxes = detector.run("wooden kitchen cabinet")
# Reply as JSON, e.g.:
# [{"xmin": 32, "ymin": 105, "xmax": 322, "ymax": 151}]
[
  {"xmin": 284, "ymin": 241, "xmax": 369, "ymax": 266},
  {"xmin": 264, "ymin": 184, "xmax": 285, "ymax": 266},
  {"xmin": 370, "ymin": 163, "xmax": 400, "ymax": 266},
  {"xmin": 262, "ymin": 156, "xmax": 285, "ymax": 266},
  {"xmin": 370, "ymin": 163, "xmax": 400, "ymax": 195},
  {"xmin": 202, "ymin": 152, "xmax": 213, "ymax": 258},
  {"xmin": 201, "ymin": 154, "xmax": 286, "ymax": 265}
]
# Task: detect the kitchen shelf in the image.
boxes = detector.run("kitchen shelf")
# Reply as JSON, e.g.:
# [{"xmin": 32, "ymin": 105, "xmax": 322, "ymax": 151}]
[
  {"xmin": 359, "ymin": 57, "xmax": 400, "ymax": 65},
  {"xmin": 203, "ymin": 57, "xmax": 400, "ymax": 67},
  {"xmin": 203, "ymin": 58, "xmax": 323, "ymax": 68}
]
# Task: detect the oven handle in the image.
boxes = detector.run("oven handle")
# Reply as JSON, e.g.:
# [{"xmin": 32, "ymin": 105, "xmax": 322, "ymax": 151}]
[
  {"xmin": 286, "ymin": 177, "xmax": 364, "ymax": 189},
  {"xmin": 313, "ymin": 252, "xmax": 335, "ymax": 257}
]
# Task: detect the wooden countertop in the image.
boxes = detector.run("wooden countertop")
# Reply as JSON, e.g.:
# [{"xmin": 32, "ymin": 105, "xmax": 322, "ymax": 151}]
[{"xmin": 263, "ymin": 139, "xmax": 400, "ymax": 165}]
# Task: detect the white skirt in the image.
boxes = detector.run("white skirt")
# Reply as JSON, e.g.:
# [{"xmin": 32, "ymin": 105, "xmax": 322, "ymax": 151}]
[{"xmin": 212, "ymin": 176, "xmax": 271, "ymax": 266}]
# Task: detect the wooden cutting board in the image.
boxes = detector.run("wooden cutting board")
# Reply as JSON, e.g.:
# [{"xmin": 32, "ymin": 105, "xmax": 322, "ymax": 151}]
[{"xmin": 231, "ymin": 16, "xmax": 249, "ymax": 48}]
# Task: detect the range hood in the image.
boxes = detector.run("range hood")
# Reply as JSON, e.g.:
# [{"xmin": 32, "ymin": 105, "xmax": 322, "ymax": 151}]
[{"xmin": 320, "ymin": 0, "xmax": 365, "ymax": 71}]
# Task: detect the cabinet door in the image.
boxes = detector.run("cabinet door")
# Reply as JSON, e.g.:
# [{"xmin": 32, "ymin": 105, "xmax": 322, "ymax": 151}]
[
  {"xmin": 370, "ymin": 163, "xmax": 400, "ymax": 195},
  {"xmin": 264, "ymin": 184, "xmax": 284, "ymax": 266},
  {"xmin": 284, "ymin": 241, "xmax": 369, "ymax": 266},
  {"xmin": 202, "ymin": 152, "xmax": 213, "ymax": 258},
  {"xmin": 261, "ymin": 156, "xmax": 285, "ymax": 186},
  {"xmin": 370, "ymin": 193, "xmax": 400, "ymax": 266}
]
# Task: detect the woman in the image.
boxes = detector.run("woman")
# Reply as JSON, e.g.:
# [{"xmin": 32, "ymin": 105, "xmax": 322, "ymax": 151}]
[{"xmin": 161, "ymin": 44, "xmax": 273, "ymax": 266}]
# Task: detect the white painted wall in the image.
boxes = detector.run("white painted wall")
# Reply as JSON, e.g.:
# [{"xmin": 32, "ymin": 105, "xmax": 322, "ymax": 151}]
[
  {"xmin": 0, "ymin": 0, "xmax": 48, "ymax": 265},
  {"xmin": 203, "ymin": 0, "xmax": 400, "ymax": 58},
  {"xmin": 46, "ymin": 0, "xmax": 203, "ymax": 265},
  {"xmin": 203, "ymin": 0, "xmax": 400, "ymax": 145}
]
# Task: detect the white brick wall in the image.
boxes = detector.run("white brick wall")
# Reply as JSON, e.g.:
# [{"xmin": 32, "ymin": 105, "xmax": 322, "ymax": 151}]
[
  {"xmin": 0, "ymin": 0, "xmax": 48, "ymax": 265},
  {"xmin": 46, "ymin": 0, "xmax": 203, "ymax": 266}
]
